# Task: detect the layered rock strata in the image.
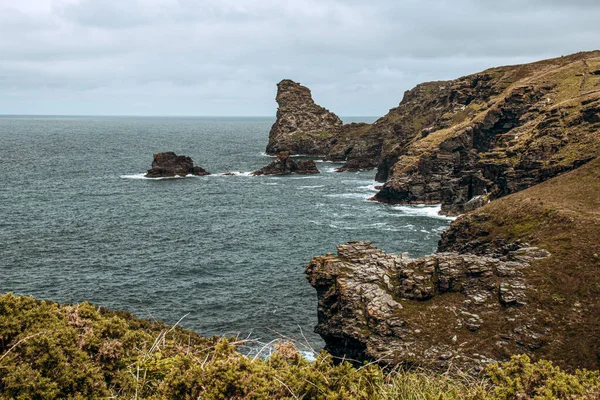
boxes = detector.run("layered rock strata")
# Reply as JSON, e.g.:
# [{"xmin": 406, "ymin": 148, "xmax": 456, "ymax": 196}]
[
  {"xmin": 145, "ymin": 152, "xmax": 210, "ymax": 178},
  {"xmin": 252, "ymin": 151, "xmax": 320, "ymax": 176},
  {"xmin": 307, "ymin": 241, "xmax": 549, "ymax": 373}
]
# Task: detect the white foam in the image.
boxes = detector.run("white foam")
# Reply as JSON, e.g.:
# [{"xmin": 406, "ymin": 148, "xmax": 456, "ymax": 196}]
[
  {"xmin": 390, "ymin": 204, "xmax": 456, "ymax": 220},
  {"xmin": 300, "ymin": 351, "xmax": 317, "ymax": 362},
  {"xmin": 324, "ymin": 193, "xmax": 371, "ymax": 199},
  {"xmin": 357, "ymin": 184, "xmax": 379, "ymax": 192},
  {"xmin": 120, "ymin": 173, "xmax": 198, "ymax": 180},
  {"xmin": 211, "ymin": 171, "xmax": 253, "ymax": 177},
  {"xmin": 298, "ymin": 185, "xmax": 325, "ymax": 190}
]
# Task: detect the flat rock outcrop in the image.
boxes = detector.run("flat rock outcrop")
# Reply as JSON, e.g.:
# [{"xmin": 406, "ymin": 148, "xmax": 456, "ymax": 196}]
[
  {"xmin": 252, "ymin": 151, "xmax": 320, "ymax": 176},
  {"xmin": 307, "ymin": 241, "xmax": 549, "ymax": 373},
  {"xmin": 266, "ymin": 80, "xmax": 342, "ymax": 155},
  {"xmin": 307, "ymin": 157, "xmax": 600, "ymax": 372},
  {"xmin": 145, "ymin": 152, "xmax": 210, "ymax": 178}
]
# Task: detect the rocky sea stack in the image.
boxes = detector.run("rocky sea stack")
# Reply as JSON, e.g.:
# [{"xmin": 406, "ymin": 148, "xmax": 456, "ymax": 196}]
[
  {"xmin": 266, "ymin": 80, "xmax": 342, "ymax": 155},
  {"xmin": 252, "ymin": 151, "xmax": 320, "ymax": 176},
  {"xmin": 145, "ymin": 152, "xmax": 210, "ymax": 178}
]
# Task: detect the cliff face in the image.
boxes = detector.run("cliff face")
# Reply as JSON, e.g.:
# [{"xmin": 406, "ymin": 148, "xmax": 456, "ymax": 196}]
[
  {"xmin": 307, "ymin": 157, "xmax": 600, "ymax": 372},
  {"xmin": 266, "ymin": 80, "xmax": 342, "ymax": 155},
  {"xmin": 270, "ymin": 51, "xmax": 600, "ymax": 213},
  {"xmin": 373, "ymin": 51, "xmax": 600, "ymax": 214}
]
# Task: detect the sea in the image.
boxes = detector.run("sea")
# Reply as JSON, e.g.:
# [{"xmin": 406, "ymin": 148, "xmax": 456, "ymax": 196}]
[{"xmin": 0, "ymin": 115, "xmax": 453, "ymax": 353}]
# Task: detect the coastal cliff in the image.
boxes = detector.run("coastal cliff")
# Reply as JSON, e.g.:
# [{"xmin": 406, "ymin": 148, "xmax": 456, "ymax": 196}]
[
  {"xmin": 306, "ymin": 156, "xmax": 600, "ymax": 372},
  {"xmin": 270, "ymin": 51, "xmax": 600, "ymax": 214}
]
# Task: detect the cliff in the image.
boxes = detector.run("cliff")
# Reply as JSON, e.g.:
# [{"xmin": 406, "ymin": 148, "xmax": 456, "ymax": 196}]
[
  {"xmin": 270, "ymin": 51, "xmax": 600, "ymax": 213},
  {"xmin": 374, "ymin": 51, "xmax": 600, "ymax": 214},
  {"xmin": 306, "ymin": 156, "xmax": 600, "ymax": 372}
]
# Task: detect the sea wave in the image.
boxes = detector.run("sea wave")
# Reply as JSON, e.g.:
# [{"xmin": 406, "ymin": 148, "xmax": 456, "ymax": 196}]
[
  {"xmin": 211, "ymin": 171, "xmax": 253, "ymax": 177},
  {"xmin": 120, "ymin": 173, "xmax": 199, "ymax": 180},
  {"xmin": 389, "ymin": 204, "xmax": 456, "ymax": 220},
  {"xmin": 298, "ymin": 185, "xmax": 326, "ymax": 190}
]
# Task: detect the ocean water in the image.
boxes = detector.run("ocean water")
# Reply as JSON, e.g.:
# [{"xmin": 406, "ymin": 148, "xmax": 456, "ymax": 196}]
[{"xmin": 0, "ymin": 116, "xmax": 453, "ymax": 350}]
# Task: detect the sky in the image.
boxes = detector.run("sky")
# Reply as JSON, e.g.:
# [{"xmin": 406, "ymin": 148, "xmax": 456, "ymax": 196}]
[{"xmin": 1, "ymin": 0, "xmax": 599, "ymax": 117}]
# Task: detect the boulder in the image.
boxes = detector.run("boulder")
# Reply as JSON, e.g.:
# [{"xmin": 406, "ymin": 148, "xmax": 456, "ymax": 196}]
[
  {"xmin": 252, "ymin": 151, "xmax": 319, "ymax": 176},
  {"xmin": 145, "ymin": 152, "xmax": 210, "ymax": 178}
]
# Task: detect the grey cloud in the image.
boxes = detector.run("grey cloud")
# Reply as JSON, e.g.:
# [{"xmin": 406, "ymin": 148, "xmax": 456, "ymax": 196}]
[{"xmin": 0, "ymin": 0, "xmax": 599, "ymax": 116}]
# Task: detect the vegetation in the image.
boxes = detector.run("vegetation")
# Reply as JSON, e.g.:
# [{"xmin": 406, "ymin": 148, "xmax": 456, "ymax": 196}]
[
  {"xmin": 1, "ymin": 293, "xmax": 599, "ymax": 399},
  {"xmin": 441, "ymin": 156, "xmax": 600, "ymax": 371}
]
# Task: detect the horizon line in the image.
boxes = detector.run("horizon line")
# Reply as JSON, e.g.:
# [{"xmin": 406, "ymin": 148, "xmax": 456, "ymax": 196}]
[{"xmin": 0, "ymin": 114, "xmax": 379, "ymax": 118}]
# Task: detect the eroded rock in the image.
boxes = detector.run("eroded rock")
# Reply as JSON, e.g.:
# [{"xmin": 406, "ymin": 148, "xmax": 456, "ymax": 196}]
[
  {"xmin": 306, "ymin": 241, "xmax": 550, "ymax": 372},
  {"xmin": 266, "ymin": 80, "xmax": 342, "ymax": 155},
  {"xmin": 252, "ymin": 151, "xmax": 320, "ymax": 176},
  {"xmin": 145, "ymin": 152, "xmax": 210, "ymax": 178}
]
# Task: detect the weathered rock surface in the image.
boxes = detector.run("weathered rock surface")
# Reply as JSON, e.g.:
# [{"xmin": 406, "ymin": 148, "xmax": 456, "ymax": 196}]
[
  {"xmin": 307, "ymin": 157, "xmax": 600, "ymax": 372},
  {"xmin": 266, "ymin": 80, "xmax": 342, "ymax": 155},
  {"xmin": 372, "ymin": 52, "xmax": 600, "ymax": 214},
  {"xmin": 252, "ymin": 151, "xmax": 320, "ymax": 176},
  {"xmin": 145, "ymin": 152, "xmax": 210, "ymax": 178},
  {"xmin": 307, "ymin": 241, "xmax": 549, "ymax": 373}
]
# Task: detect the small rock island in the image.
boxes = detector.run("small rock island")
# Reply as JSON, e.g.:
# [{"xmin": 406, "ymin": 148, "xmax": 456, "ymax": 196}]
[
  {"xmin": 252, "ymin": 151, "xmax": 320, "ymax": 176},
  {"xmin": 145, "ymin": 152, "xmax": 211, "ymax": 178}
]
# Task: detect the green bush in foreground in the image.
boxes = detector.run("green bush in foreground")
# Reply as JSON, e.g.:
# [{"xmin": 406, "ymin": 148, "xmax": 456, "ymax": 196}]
[{"xmin": 0, "ymin": 293, "xmax": 598, "ymax": 399}]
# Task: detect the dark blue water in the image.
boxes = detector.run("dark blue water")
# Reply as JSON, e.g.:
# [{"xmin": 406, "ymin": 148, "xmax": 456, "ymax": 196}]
[{"xmin": 0, "ymin": 116, "xmax": 453, "ymax": 349}]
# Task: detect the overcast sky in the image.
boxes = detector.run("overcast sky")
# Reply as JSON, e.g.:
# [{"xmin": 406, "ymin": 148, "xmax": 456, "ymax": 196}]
[{"xmin": 1, "ymin": 0, "xmax": 599, "ymax": 117}]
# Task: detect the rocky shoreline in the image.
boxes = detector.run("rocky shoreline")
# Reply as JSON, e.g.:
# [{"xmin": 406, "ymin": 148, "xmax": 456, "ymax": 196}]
[
  {"xmin": 267, "ymin": 51, "xmax": 600, "ymax": 215},
  {"xmin": 306, "ymin": 155, "xmax": 600, "ymax": 372},
  {"xmin": 259, "ymin": 51, "xmax": 600, "ymax": 372}
]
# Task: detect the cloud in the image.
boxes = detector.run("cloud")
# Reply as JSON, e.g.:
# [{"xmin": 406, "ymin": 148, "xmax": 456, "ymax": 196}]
[{"xmin": 0, "ymin": 0, "xmax": 599, "ymax": 116}]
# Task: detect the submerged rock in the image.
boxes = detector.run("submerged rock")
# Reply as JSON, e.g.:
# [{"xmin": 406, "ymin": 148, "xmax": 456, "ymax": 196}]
[
  {"xmin": 145, "ymin": 152, "xmax": 210, "ymax": 178},
  {"xmin": 252, "ymin": 151, "xmax": 320, "ymax": 176}
]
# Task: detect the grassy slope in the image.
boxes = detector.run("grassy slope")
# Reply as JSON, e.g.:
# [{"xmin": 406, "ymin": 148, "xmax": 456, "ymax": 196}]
[
  {"xmin": 441, "ymin": 156, "xmax": 600, "ymax": 370},
  {"xmin": 389, "ymin": 51, "xmax": 600, "ymax": 178}
]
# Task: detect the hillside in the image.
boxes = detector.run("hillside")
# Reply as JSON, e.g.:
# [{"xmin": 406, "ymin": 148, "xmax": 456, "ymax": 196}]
[{"xmin": 307, "ymin": 156, "xmax": 600, "ymax": 373}]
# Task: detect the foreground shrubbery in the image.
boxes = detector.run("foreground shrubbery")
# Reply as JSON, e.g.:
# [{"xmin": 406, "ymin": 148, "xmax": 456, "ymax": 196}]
[{"xmin": 0, "ymin": 294, "xmax": 598, "ymax": 399}]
